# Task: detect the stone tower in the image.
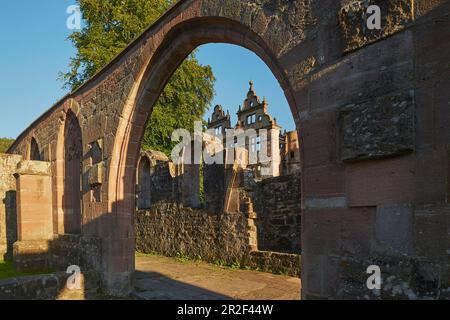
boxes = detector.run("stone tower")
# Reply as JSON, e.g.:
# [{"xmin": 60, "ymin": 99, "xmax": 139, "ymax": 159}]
[
  {"xmin": 207, "ymin": 105, "xmax": 232, "ymax": 136},
  {"xmin": 235, "ymin": 81, "xmax": 281, "ymax": 179}
]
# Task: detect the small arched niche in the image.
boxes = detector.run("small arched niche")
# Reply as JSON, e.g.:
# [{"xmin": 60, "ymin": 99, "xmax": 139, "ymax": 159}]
[
  {"xmin": 136, "ymin": 155, "xmax": 152, "ymax": 210},
  {"xmin": 62, "ymin": 110, "xmax": 83, "ymax": 235},
  {"xmin": 30, "ymin": 137, "xmax": 42, "ymax": 161}
]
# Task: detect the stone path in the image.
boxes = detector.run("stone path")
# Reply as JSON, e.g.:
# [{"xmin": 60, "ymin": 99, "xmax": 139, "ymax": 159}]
[{"xmin": 133, "ymin": 255, "xmax": 301, "ymax": 300}]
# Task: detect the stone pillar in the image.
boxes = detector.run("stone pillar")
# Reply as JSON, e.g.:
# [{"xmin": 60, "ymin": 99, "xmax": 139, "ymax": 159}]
[
  {"xmin": 13, "ymin": 160, "xmax": 53, "ymax": 271},
  {"xmin": 241, "ymin": 196, "xmax": 258, "ymax": 252},
  {"xmin": 0, "ymin": 154, "xmax": 22, "ymax": 260},
  {"xmin": 223, "ymin": 148, "xmax": 248, "ymax": 213},
  {"xmin": 180, "ymin": 143, "xmax": 201, "ymax": 208}
]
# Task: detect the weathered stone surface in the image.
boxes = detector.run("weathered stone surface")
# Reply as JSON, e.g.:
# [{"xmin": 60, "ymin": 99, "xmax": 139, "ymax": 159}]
[
  {"xmin": 247, "ymin": 173, "xmax": 302, "ymax": 254},
  {"xmin": 346, "ymin": 155, "xmax": 415, "ymax": 207},
  {"xmin": 249, "ymin": 251, "xmax": 301, "ymax": 278},
  {"xmin": 0, "ymin": 271, "xmax": 101, "ymax": 300},
  {"xmin": 375, "ymin": 204, "xmax": 413, "ymax": 256},
  {"xmin": 135, "ymin": 205, "xmax": 301, "ymax": 278},
  {"xmin": 48, "ymin": 235, "xmax": 103, "ymax": 272},
  {"xmin": 135, "ymin": 205, "xmax": 251, "ymax": 265},
  {"xmin": 0, "ymin": 154, "xmax": 22, "ymax": 259},
  {"xmin": 11, "ymin": 235, "xmax": 102, "ymax": 279},
  {"xmin": 413, "ymin": 206, "xmax": 450, "ymax": 262},
  {"xmin": 201, "ymin": 0, "xmax": 317, "ymax": 58},
  {"xmin": 15, "ymin": 160, "xmax": 51, "ymax": 176},
  {"xmin": 339, "ymin": 0, "xmax": 414, "ymax": 52},
  {"xmin": 340, "ymin": 92, "xmax": 415, "ymax": 162},
  {"xmin": 15, "ymin": 164, "xmax": 53, "ymax": 242},
  {"xmin": 87, "ymin": 162, "xmax": 105, "ymax": 187}
]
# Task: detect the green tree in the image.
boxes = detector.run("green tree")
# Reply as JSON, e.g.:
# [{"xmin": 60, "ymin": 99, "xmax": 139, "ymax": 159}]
[
  {"xmin": 61, "ymin": 0, "xmax": 215, "ymax": 156},
  {"xmin": 0, "ymin": 138, "xmax": 14, "ymax": 153}
]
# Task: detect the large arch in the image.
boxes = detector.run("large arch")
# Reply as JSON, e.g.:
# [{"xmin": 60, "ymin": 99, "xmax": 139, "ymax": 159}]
[{"xmin": 107, "ymin": 17, "xmax": 300, "ymax": 294}]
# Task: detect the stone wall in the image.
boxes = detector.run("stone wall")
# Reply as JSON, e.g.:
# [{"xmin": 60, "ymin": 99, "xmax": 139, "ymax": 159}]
[
  {"xmin": 0, "ymin": 154, "xmax": 22, "ymax": 260},
  {"xmin": 0, "ymin": 271, "xmax": 101, "ymax": 300},
  {"xmin": 135, "ymin": 204, "xmax": 301, "ymax": 277},
  {"xmin": 136, "ymin": 204, "xmax": 250, "ymax": 265},
  {"xmin": 12, "ymin": 235, "xmax": 103, "ymax": 275},
  {"xmin": 244, "ymin": 172, "xmax": 301, "ymax": 254},
  {"xmin": 134, "ymin": 150, "xmax": 302, "ymax": 275}
]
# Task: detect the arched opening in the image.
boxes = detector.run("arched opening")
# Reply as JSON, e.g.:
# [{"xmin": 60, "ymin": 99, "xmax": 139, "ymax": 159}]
[
  {"xmin": 136, "ymin": 155, "xmax": 152, "ymax": 210},
  {"xmin": 109, "ymin": 17, "xmax": 301, "ymax": 298},
  {"xmin": 30, "ymin": 137, "xmax": 42, "ymax": 161},
  {"xmin": 63, "ymin": 110, "xmax": 82, "ymax": 235},
  {"xmin": 104, "ymin": 17, "xmax": 301, "ymax": 298}
]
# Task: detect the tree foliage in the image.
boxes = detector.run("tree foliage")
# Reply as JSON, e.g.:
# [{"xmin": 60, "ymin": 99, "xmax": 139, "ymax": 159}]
[
  {"xmin": 0, "ymin": 138, "xmax": 14, "ymax": 153},
  {"xmin": 61, "ymin": 0, "xmax": 215, "ymax": 156}
]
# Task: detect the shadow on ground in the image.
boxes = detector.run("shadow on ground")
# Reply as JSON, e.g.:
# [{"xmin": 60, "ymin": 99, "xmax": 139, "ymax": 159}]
[{"xmin": 133, "ymin": 271, "xmax": 233, "ymax": 300}]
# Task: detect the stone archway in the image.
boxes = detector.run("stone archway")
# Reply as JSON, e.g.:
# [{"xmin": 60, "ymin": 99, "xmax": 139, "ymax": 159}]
[{"xmin": 107, "ymin": 16, "xmax": 300, "ymax": 295}]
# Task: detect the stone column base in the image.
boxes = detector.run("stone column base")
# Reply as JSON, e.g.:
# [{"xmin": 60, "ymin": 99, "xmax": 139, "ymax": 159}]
[{"xmin": 13, "ymin": 240, "xmax": 50, "ymax": 272}]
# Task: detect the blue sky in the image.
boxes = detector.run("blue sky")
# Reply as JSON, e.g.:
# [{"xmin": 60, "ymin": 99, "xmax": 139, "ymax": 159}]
[{"xmin": 0, "ymin": 1, "xmax": 294, "ymax": 138}]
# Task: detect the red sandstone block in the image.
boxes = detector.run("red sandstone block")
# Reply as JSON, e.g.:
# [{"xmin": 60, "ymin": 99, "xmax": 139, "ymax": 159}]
[
  {"xmin": 303, "ymin": 164, "xmax": 345, "ymax": 198},
  {"xmin": 433, "ymin": 85, "xmax": 450, "ymax": 146},
  {"xmin": 414, "ymin": 86, "xmax": 435, "ymax": 147},
  {"xmin": 339, "ymin": 207, "xmax": 376, "ymax": 259},
  {"xmin": 346, "ymin": 155, "xmax": 415, "ymax": 207},
  {"xmin": 309, "ymin": 32, "xmax": 414, "ymax": 112},
  {"xmin": 302, "ymin": 253, "xmax": 338, "ymax": 297},
  {"xmin": 414, "ymin": 206, "xmax": 450, "ymax": 262},
  {"xmin": 301, "ymin": 116, "xmax": 332, "ymax": 168},
  {"xmin": 20, "ymin": 221, "xmax": 53, "ymax": 240},
  {"xmin": 414, "ymin": 146, "xmax": 448, "ymax": 204},
  {"xmin": 302, "ymin": 209, "xmax": 341, "ymax": 256},
  {"xmin": 303, "ymin": 207, "xmax": 375, "ymax": 259}
]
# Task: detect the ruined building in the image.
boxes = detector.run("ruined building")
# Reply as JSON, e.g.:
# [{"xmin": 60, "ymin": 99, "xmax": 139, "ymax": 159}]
[
  {"xmin": 207, "ymin": 82, "xmax": 301, "ymax": 179},
  {"xmin": 134, "ymin": 145, "xmax": 301, "ymax": 276},
  {"xmin": 0, "ymin": 0, "xmax": 449, "ymax": 300},
  {"xmin": 134, "ymin": 83, "xmax": 303, "ymax": 274},
  {"xmin": 134, "ymin": 86, "xmax": 303, "ymax": 272}
]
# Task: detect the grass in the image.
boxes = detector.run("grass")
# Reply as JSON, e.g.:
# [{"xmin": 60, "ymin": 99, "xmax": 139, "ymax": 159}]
[{"xmin": 0, "ymin": 259, "xmax": 55, "ymax": 280}]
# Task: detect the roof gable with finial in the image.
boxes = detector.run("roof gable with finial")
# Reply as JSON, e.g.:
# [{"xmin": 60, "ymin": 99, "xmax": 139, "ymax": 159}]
[{"xmin": 243, "ymin": 81, "xmax": 261, "ymax": 110}]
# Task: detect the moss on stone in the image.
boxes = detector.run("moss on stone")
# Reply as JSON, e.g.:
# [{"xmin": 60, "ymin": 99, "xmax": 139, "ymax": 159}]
[{"xmin": 0, "ymin": 259, "xmax": 55, "ymax": 280}]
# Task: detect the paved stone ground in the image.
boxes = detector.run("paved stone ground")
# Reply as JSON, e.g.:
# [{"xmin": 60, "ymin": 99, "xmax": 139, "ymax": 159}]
[{"xmin": 133, "ymin": 255, "xmax": 301, "ymax": 300}]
